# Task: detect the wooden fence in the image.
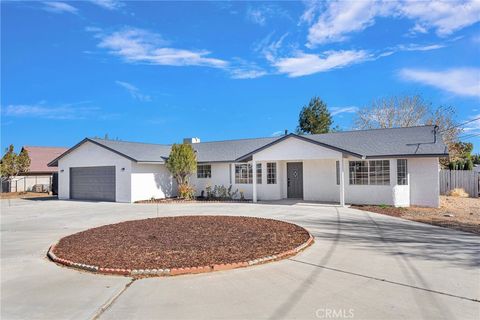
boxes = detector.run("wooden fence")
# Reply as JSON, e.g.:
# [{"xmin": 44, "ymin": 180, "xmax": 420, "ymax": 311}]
[{"xmin": 439, "ymin": 170, "xmax": 479, "ymax": 198}]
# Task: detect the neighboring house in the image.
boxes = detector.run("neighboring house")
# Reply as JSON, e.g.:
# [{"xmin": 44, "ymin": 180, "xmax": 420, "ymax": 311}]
[
  {"xmin": 5, "ymin": 146, "xmax": 68, "ymax": 193},
  {"xmin": 48, "ymin": 125, "xmax": 448, "ymax": 207}
]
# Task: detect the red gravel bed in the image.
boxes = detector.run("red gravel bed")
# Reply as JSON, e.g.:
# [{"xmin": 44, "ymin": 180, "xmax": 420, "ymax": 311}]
[{"xmin": 52, "ymin": 216, "xmax": 311, "ymax": 270}]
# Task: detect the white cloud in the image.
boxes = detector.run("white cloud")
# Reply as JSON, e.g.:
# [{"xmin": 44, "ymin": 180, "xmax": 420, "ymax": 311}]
[
  {"xmin": 115, "ymin": 81, "xmax": 151, "ymax": 101},
  {"xmin": 271, "ymin": 130, "xmax": 284, "ymax": 137},
  {"xmin": 463, "ymin": 114, "xmax": 480, "ymax": 133},
  {"xmin": 247, "ymin": 8, "xmax": 267, "ymax": 26},
  {"xmin": 230, "ymin": 68, "xmax": 267, "ymax": 79},
  {"xmin": 42, "ymin": 2, "xmax": 78, "ymax": 14},
  {"xmin": 228, "ymin": 58, "xmax": 268, "ymax": 79},
  {"xmin": 304, "ymin": 0, "xmax": 480, "ymax": 46},
  {"xmin": 246, "ymin": 4, "xmax": 291, "ymax": 26},
  {"xmin": 273, "ymin": 50, "xmax": 372, "ymax": 77},
  {"xmin": 306, "ymin": 1, "xmax": 382, "ymax": 47},
  {"xmin": 331, "ymin": 106, "xmax": 359, "ymax": 116},
  {"xmin": 395, "ymin": 43, "xmax": 446, "ymax": 52},
  {"xmin": 3, "ymin": 104, "xmax": 100, "ymax": 120},
  {"xmin": 89, "ymin": 0, "xmax": 124, "ymax": 10},
  {"xmin": 95, "ymin": 27, "xmax": 228, "ymax": 68},
  {"xmin": 399, "ymin": 68, "xmax": 480, "ymax": 98}
]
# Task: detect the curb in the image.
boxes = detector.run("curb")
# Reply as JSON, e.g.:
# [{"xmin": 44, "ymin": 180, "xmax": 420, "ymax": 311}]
[{"xmin": 47, "ymin": 234, "xmax": 314, "ymax": 278}]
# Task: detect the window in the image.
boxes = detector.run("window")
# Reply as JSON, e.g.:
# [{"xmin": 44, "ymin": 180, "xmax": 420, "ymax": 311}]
[
  {"xmin": 235, "ymin": 164, "xmax": 252, "ymax": 184},
  {"xmin": 336, "ymin": 161, "xmax": 340, "ymax": 185},
  {"xmin": 349, "ymin": 161, "xmax": 368, "ymax": 185},
  {"xmin": 397, "ymin": 159, "xmax": 408, "ymax": 185},
  {"xmin": 267, "ymin": 162, "xmax": 277, "ymax": 184},
  {"xmin": 349, "ymin": 160, "xmax": 390, "ymax": 185},
  {"xmin": 369, "ymin": 160, "xmax": 390, "ymax": 185},
  {"xmin": 256, "ymin": 163, "xmax": 262, "ymax": 184},
  {"xmin": 197, "ymin": 164, "xmax": 211, "ymax": 178}
]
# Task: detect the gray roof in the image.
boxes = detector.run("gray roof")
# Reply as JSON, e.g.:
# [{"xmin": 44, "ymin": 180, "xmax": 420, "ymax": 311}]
[
  {"xmin": 48, "ymin": 125, "xmax": 448, "ymax": 166},
  {"xmin": 306, "ymin": 125, "xmax": 448, "ymax": 158}
]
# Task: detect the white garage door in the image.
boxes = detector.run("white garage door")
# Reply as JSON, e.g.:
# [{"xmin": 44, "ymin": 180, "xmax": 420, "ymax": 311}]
[{"xmin": 70, "ymin": 166, "xmax": 116, "ymax": 201}]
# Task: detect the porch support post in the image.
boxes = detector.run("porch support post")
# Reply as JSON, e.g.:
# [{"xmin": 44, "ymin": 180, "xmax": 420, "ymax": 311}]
[
  {"xmin": 252, "ymin": 159, "xmax": 257, "ymax": 203},
  {"xmin": 339, "ymin": 155, "xmax": 346, "ymax": 207}
]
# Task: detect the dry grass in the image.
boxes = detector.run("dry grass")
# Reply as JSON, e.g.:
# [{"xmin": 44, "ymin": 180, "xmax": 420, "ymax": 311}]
[
  {"xmin": 0, "ymin": 192, "xmax": 52, "ymax": 199},
  {"xmin": 446, "ymin": 188, "xmax": 469, "ymax": 197},
  {"xmin": 352, "ymin": 196, "xmax": 480, "ymax": 235}
]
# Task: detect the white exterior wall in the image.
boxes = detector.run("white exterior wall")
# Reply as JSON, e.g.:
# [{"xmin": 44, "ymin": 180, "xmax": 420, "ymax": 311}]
[
  {"xmin": 409, "ymin": 157, "xmax": 440, "ymax": 207},
  {"xmin": 190, "ymin": 162, "xmax": 283, "ymax": 200},
  {"xmin": 130, "ymin": 163, "xmax": 176, "ymax": 202},
  {"xmin": 57, "ymin": 142, "xmax": 132, "ymax": 202},
  {"xmin": 303, "ymin": 160, "xmax": 339, "ymax": 202}
]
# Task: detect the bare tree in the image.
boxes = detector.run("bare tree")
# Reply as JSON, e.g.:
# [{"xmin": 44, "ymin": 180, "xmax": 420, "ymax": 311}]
[
  {"xmin": 354, "ymin": 95, "xmax": 462, "ymax": 167},
  {"xmin": 354, "ymin": 95, "xmax": 430, "ymax": 129},
  {"xmin": 354, "ymin": 95, "xmax": 461, "ymax": 142}
]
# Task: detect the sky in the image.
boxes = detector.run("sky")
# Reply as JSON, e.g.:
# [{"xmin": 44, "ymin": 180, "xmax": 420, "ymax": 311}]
[{"xmin": 1, "ymin": 1, "xmax": 480, "ymax": 153}]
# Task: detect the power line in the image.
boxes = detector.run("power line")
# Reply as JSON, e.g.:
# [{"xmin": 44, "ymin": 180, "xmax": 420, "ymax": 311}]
[
  {"xmin": 459, "ymin": 132, "xmax": 480, "ymax": 140},
  {"xmin": 439, "ymin": 116, "xmax": 480, "ymax": 133}
]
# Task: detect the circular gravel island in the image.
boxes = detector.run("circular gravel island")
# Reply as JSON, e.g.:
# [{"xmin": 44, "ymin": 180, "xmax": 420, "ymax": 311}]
[{"xmin": 48, "ymin": 216, "xmax": 313, "ymax": 277}]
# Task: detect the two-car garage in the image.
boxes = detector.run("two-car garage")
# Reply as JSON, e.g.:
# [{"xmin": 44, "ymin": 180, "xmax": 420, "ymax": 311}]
[{"xmin": 69, "ymin": 166, "xmax": 116, "ymax": 202}]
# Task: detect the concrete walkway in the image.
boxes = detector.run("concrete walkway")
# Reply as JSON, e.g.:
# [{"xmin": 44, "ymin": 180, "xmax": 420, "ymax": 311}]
[{"xmin": 1, "ymin": 199, "xmax": 479, "ymax": 319}]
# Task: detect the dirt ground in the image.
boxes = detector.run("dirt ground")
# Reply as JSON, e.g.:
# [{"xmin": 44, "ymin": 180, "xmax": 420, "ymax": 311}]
[
  {"xmin": 353, "ymin": 196, "xmax": 480, "ymax": 235},
  {"xmin": 0, "ymin": 192, "xmax": 53, "ymax": 199}
]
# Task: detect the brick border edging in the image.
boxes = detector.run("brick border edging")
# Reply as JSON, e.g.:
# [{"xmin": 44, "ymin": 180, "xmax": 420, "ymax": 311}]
[
  {"xmin": 135, "ymin": 199, "xmax": 252, "ymax": 204},
  {"xmin": 47, "ymin": 234, "xmax": 314, "ymax": 277}
]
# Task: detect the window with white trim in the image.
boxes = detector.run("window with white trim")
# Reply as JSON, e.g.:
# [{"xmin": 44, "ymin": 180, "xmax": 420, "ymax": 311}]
[
  {"xmin": 267, "ymin": 162, "xmax": 277, "ymax": 184},
  {"xmin": 397, "ymin": 159, "xmax": 408, "ymax": 185},
  {"xmin": 369, "ymin": 160, "xmax": 390, "ymax": 185},
  {"xmin": 349, "ymin": 161, "xmax": 368, "ymax": 185},
  {"xmin": 197, "ymin": 164, "xmax": 211, "ymax": 178},
  {"xmin": 256, "ymin": 163, "xmax": 262, "ymax": 184},
  {"xmin": 235, "ymin": 164, "xmax": 252, "ymax": 184},
  {"xmin": 349, "ymin": 160, "xmax": 390, "ymax": 185}
]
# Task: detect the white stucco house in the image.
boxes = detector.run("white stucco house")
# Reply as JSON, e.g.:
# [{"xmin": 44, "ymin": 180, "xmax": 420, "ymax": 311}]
[{"xmin": 48, "ymin": 125, "xmax": 448, "ymax": 207}]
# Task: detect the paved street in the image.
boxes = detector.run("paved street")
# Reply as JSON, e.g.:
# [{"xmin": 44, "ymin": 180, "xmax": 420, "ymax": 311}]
[{"xmin": 1, "ymin": 198, "xmax": 479, "ymax": 319}]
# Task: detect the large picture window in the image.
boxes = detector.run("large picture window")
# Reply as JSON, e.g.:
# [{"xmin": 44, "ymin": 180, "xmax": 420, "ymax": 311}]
[
  {"xmin": 235, "ymin": 164, "xmax": 252, "ymax": 184},
  {"xmin": 349, "ymin": 160, "xmax": 390, "ymax": 185},
  {"xmin": 197, "ymin": 164, "xmax": 211, "ymax": 178},
  {"xmin": 397, "ymin": 159, "xmax": 408, "ymax": 185},
  {"xmin": 267, "ymin": 162, "xmax": 277, "ymax": 184}
]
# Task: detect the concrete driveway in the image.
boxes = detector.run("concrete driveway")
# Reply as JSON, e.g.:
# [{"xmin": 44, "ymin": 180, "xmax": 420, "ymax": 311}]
[{"xmin": 1, "ymin": 198, "xmax": 479, "ymax": 320}]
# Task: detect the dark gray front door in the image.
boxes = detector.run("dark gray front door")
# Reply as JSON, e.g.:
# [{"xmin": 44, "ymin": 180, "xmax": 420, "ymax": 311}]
[
  {"xmin": 70, "ymin": 166, "xmax": 115, "ymax": 201},
  {"xmin": 287, "ymin": 162, "xmax": 303, "ymax": 199}
]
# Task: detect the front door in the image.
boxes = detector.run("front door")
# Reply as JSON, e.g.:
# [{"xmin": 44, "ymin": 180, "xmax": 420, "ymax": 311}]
[{"xmin": 287, "ymin": 162, "xmax": 303, "ymax": 199}]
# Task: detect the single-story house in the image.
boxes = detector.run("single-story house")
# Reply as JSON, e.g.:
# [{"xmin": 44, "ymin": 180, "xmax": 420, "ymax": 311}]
[
  {"xmin": 48, "ymin": 125, "xmax": 448, "ymax": 207},
  {"xmin": 3, "ymin": 146, "xmax": 67, "ymax": 193}
]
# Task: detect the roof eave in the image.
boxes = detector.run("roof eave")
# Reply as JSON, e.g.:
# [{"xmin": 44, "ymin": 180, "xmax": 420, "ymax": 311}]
[
  {"xmin": 47, "ymin": 138, "xmax": 139, "ymax": 167},
  {"xmin": 235, "ymin": 133, "xmax": 363, "ymax": 162}
]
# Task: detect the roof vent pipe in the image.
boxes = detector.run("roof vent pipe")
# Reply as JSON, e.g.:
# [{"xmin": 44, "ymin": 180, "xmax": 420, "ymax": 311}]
[
  {"xmin": 284, "ymin": 129, "xmax": 288, "ymax": 135},
  {"xmin": 433, "ymin": 125, "xmax": 438, "ymax": 144}
]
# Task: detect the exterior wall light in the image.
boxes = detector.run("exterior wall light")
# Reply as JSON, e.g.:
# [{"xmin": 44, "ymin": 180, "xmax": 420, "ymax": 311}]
[
  {"xmin": 60, "ymin": 169, "xmax": 64, "ymax": 173},
  {"xmin": 121, "ymin": 167, "xmax": 125, "ymax": 171}
]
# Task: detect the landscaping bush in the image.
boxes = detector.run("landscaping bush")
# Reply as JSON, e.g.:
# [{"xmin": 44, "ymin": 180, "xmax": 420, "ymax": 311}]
[
  {"xmin": 178, "ymin": 183, "xmax": 196, "ymax": 200},
  {"xmin": 204, "ymin": 184, "xmax": 239, "ymax": 200}
]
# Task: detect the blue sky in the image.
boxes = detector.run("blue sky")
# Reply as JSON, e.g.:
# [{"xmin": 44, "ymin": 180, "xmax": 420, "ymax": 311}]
[{"xmin": 2, "ymin": 1, "xmax": 480, "ymax": 153}]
